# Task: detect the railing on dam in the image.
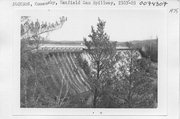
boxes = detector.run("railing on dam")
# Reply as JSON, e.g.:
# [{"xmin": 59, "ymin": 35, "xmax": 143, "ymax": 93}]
[{"xmin": 35, "ymin": 42, "xmax": 136, "ymax": 53}]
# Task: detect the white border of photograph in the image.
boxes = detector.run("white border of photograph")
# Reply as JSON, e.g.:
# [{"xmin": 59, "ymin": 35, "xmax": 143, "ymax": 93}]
[{"xmin": 12, "ymin": 8, "xmax": 167, "ymax": 116}]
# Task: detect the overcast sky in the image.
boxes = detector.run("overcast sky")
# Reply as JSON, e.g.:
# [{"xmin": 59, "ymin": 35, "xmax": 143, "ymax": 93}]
[{"xmin": 29, "ymin": 9, "xmax": 166, "ymax": 42}]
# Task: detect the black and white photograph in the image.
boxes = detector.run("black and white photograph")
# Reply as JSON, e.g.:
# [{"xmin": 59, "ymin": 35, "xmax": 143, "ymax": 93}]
[
  {"xmin": 20, "ymin": 9, "xmax": 161, "ymax": 108},
  {"xmin": 0, "ymin": 0, "xmax": 179, "ymax": 118}
]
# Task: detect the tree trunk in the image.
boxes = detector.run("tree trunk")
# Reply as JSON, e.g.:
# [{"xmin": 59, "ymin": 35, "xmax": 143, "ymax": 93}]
[
  {"xmin": 127, "ymin": 50, "xmax": 133, "ymax": 108},
  {"xmin": 93, "ymin": 88, "xmax": 97, "ymax": 107},
  {"xmin": 127, "ymin": 92, "xmax": 132, "ymax": 108},
  {"xmin": 93, "ymin": 61, "xmax": 100, "ymax": 108}
]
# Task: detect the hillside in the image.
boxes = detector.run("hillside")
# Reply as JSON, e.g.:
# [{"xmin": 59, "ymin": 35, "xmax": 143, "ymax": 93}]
[{"xmin": 126, "ymin": 39, "xmax": 158, "ymax": 62}]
